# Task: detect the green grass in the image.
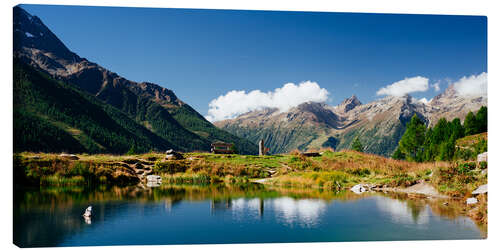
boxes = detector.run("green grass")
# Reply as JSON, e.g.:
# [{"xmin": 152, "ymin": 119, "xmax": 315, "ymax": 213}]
[
  {"xmin": 195, "ymin": 153, "xmax": 291, "ymax": 168},
  {"xmin": 14, "ymin": 150, "xmax": 487, "ymax": 198}
]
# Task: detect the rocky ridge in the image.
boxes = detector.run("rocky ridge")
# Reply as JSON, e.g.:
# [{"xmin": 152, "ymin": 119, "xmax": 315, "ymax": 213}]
[{"xmin": 215, "ymin": 85, "xmax": 487, "ymax": 156}]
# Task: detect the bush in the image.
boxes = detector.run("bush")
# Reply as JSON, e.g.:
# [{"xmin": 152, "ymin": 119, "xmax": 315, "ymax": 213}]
[
  {"xmin": 479, "ymin": 161, "xmax": 487, "ymax": 169},
  {"xmin": 154, "ymin": 161, "xmax": 188, "ymax": 174},
  {"xmin": 457, "ymin": 162, "xmax": 476, "ymax": 174},
  {"xmin": 68, "ymin": 162, "xmax": 91, "ymax": 177},
  {"xmin": 348, "ymin": 168, "xmax": 371, "ymax": 177},
  {"xmin": 391, "ymin": 173, "xmax": 417, "ymax": 187}
]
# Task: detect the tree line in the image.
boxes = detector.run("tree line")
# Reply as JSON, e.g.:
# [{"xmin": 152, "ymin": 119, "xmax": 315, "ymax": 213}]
[{"xmin": 391, "ymin": 106, "xmax": 487, "ymax": 162}]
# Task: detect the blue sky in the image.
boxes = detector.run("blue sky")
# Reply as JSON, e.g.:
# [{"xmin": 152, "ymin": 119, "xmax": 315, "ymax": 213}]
[{"xmin": 20, "ymin": 4, "xmax": 487, "ymax": 119}]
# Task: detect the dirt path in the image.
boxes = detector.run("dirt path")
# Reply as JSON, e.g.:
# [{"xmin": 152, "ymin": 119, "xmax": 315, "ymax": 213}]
[{"xmin": 374, "ymin": 182, "xmax": 448, "ymax": 198}]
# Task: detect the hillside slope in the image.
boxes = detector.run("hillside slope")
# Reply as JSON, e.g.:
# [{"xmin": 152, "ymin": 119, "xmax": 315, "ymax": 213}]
[
  {"xmin": 14, "ymin": 60, "xmax": 178, "ymax": 153},
  {"xmin": 13, "ymin": 6, "xmax": 258, "ymax": 154}
]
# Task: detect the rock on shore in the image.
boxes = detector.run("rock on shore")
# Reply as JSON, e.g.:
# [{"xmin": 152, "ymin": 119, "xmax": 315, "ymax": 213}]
[{"xmin": 472, "ymin": 184, "xmax": 487, "ymax": 195}]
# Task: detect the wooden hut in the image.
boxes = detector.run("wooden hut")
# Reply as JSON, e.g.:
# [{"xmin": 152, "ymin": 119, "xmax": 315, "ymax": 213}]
[{"xmin": 211, "ymin": 142, "xmax": 235, "ymax": 154}]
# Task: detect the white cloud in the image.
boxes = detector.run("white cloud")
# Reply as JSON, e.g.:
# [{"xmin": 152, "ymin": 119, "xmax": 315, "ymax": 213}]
[
  {"xmin": 453, "ymin": 72, "xmax": 487, "ymax": 97},
  {"xmin": 418, "ymin": 97, "xmax": 429, "ymax": 104},
  {"xmin": 431, "ymin": 82, "xmax": 440, "ymax": 92},
  {"xmin": 205, "ymin": 81, "xmax": 329, "ymax": 122},
  {"xmin": 376, "ymin": 76, "xmax": 429, "ymax": 97}
]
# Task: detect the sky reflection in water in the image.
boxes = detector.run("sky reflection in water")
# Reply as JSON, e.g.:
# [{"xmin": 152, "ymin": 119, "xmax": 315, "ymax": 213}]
[{"xmin": 13, "ymin": 185, "xmax": 483, "ymax": 247}]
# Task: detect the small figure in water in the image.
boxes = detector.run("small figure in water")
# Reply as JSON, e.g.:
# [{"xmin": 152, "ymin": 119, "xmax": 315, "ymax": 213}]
[
  {"xmin": 83, "ymin": 206, "xmax": 92, "ymax": 218},
  {"xmin": 83, "ymin": 206, "xmax": 92, "ymax": 224}
]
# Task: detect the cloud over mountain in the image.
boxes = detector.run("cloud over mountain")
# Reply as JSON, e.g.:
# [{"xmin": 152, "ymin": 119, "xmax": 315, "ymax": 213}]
[
  {"xmin": 431, "ymin": 82, "xmax": 440, "ymax": 92},
  {"xmin": 376, "ymin": 76, "xmax": 429, "ymax": 97},
  {"xmin": 205, "ymin": 81, "xmax": 329, "ymax": 122},
  {"xmin": 453, "ymin": 72, "xmax": 487, "ymax": 97}
]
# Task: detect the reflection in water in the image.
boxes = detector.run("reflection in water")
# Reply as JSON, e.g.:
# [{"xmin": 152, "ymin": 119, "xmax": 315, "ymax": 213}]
[
  {"xmin": 375, "ymin": 196, "xmax": 429, "ymax": 225},
  {"xmin": 13, "ymin": 184, "xmax": 484, "ymax": 247},
  {"xmin": 83, "ymin": 216, "xmax": 91, "ymax": 225},
  {"xmin": 231, "ymin": 198, "xmax": 263, "ymax": 219},
  {"xmin": 272, "ymin": 197, "xmax": 326, "ymax": 227}
]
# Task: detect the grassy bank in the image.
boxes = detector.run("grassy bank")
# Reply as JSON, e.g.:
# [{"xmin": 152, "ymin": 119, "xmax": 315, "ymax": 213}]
[{"xmin": 14, "ymin": 150, "xmax": 487, "ymax": 197}]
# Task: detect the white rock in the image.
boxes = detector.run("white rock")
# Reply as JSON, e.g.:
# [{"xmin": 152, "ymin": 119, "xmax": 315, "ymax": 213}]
[
  {"xmin": 351, "ymin": 184, "xmax": 367, "ymax": 194},
  {"xmin": 477, "ymin": 152, "xmax": 487, "ymax": 162},
  {"xmin": 59, "ymin": 153, "xmax": 79, "ymax": 160},
  {"xmin": 466, "ymin": 197, "xmax": 478, "ymax": 205},
  {"xmin": 146, "ymin": 175, "xmax": 162, "ymax": 182},
  {"xmin": 472, "ymin": 184, "xmax": 487, "ymax": 195}
]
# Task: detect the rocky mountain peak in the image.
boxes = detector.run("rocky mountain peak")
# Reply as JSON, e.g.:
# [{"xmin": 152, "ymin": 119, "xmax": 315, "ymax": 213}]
[
  {"xmin": 430, "ymin": 84, "xmax": 457, "ymax": 106},
  {"xmin": 290, "ymin": 102, "xmax": 340, "ymax": 128},
  {"xmin": 336, "ymin": 95, "xmax": 362, "ymax": 113},
  {"xmin": 13, "ymin": 6, "xmax": 187, "ymax": 108},
  {"xmin": 136, "ymin": 82, "xmax": 184, "ymax": 106},
  {"xmin": 14, "ymin": 6, "xmax": 81, "ymax": 64}
]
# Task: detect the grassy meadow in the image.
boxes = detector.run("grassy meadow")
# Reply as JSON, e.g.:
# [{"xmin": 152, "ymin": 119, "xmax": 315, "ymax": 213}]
[{"xmin": 15, "ymin": 149, "xmax": 486, "ymax": 197}]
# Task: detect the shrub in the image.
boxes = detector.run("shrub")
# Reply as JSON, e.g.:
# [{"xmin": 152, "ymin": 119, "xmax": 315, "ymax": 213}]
[
  {"xmin": 479, "ymin": 161, "xmax": 487, "ymax": 169},
  {"xmin": 457, "ymin": 162, "xmax": 476, "ymax": 174},
  {"xmin": 391, "ymin": 173, "xmax": 417, "ymax": 187},
  {"xmin": 68, "ymin": 162, "xmax": 91, "ymax": 177},
  {"xmin": 348, "ymin": 168, "xmax": 371, "ymax": 177},
  {"xmin": 154, "ymin": 161, "xmax": 188, "ymax": 174}
]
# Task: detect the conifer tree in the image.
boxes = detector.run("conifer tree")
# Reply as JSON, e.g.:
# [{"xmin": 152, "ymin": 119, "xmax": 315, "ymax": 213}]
[
  {"xmin": 352, "ymin": 137, "xmax": 364, "ymax": 152},
  {"xmin": 449, "ymin": 118, "xmax": 464, "ymax": 140},
  {"xmin": 392, "ymin": 146, "xmax": 405, "ymax": 160},
  {"xmin": 475, "ymin": 106, "xmax": 487, "ymax": 133},
  {"xmin": 464, "ymin": 111, "xmax": 477, "ymax": 136},
  {"xmin": 398, "ymin": 114, "xmax": 426, "ymax": 162}
]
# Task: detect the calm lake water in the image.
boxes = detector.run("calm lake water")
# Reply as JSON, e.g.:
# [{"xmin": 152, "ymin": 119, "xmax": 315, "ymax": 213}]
[{"xmin": 14, "ymin": 184, "xmax": 484, "ymax": 247}]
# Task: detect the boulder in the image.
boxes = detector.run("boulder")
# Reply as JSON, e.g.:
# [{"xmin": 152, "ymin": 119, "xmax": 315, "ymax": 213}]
[
  {"xmin": 471, "ymin": 184, "xmax": 487, "ymax": 195},
  {"xmin": 351, "ymin": 184, "xmax": 368, "ymax": 194},
  {"xmin": 300, "ymin": 152, "xmax": 321, "ymax": 157},
  {"xmin": 165, "ymin": 149, "xmax": 184, "ymax": 160},
  {"xmin": 59, "ymin": 153, "xmax": 79, "ymax": 160},
  {"xmin": 477, "ymin": 152, "xmax": 487, "ymax": 162},
  {"xmin": 146, "ymin": 175, "xmax": 162, "ymax": 188},
  {"xmin": 146, "ymin": 175, "xmax": 162, "ymax": 182},
  {"xmin": 466, "ymin": 197, "xmax": 478, "ymax": 205}
]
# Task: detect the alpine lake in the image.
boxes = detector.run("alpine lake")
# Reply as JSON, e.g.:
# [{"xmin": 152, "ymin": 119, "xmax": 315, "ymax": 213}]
[{"xmin": 14, "ymin": 183, "xmax": 485, "ymax": 247}]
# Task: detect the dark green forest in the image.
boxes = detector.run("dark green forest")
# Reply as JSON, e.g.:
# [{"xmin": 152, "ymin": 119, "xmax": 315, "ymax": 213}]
[
  {"xmin": 392, "ymin": 106, "xmax": 487, "ymax": 162},
  {"xmin": 13, "ymin": 61, "xmax": 257, "ymax": 154},
  {"xmin": 14, "ymin": 61, "xmax": 177, "ymax": 153}
]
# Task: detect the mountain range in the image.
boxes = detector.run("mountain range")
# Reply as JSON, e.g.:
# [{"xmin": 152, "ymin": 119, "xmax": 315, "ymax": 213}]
[
  {"xmin": 13, "ymin": 6, "xmax": 487, "ymax": 157},
  {"xmin": 13, "ymin": 6, "xmax": 258, "ymax": 154},
  {"xmin": 214, "ymin": 84, "xmax": 487, "ymax": 156}
]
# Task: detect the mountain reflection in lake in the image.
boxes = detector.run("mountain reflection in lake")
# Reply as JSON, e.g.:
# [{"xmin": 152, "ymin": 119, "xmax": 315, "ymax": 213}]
[{"xmin": 14, "ymin": 184, "xmax": 483, "ymax": 247}]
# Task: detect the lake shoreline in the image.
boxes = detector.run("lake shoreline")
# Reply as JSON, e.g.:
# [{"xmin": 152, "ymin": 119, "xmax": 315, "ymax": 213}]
[{"xmin": 14, "ymin": 151, "xmax": 487, "ymax": 229}]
